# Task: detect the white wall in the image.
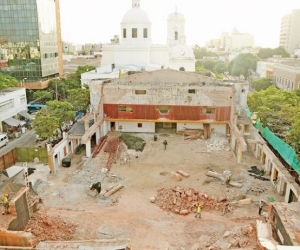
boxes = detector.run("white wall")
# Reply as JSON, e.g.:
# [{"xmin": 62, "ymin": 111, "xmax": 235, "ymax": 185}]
[
  {"xmin": 114, "ymin": 121, "xmax": 155, "ymax": 133},
  {"xmin": 256, "ymin": 61, "xmax": 267, "ymax": 78},
  {"xmin": 210, "ymin": 124, "xmax": 226, "ymax": 135},
  {"xmin": 168, "ymin": 60, "xmax": 195, "ymax": 71},
  {"xmin": 177, "ymin": 123, "xmax": 204, "ymax": 130},
  {"xmin": 0, "ymin": 88, "xmax": 27, "ymax": 121}
]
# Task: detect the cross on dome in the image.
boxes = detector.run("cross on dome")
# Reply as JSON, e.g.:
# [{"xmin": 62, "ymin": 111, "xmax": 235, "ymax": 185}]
[{"xmin": 132, "ymin": 0, "xmax": 140, "ymax": 8}]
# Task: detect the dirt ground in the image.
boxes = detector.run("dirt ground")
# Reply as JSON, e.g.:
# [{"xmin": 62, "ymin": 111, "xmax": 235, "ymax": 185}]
[{"xmin": 29, "ymin": 131, "xmax": 284, "ymax": 249}]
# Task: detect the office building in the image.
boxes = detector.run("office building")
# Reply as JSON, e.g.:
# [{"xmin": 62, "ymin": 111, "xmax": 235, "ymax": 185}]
[{"xmin": 0, "ymin": 0, "xmax": 63, "ymax": 88}]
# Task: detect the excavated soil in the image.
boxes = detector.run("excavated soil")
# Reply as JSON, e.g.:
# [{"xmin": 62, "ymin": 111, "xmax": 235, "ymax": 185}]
[{"xmin": 30, "ymin": 132, "xmax": 284, "ymax": 249}]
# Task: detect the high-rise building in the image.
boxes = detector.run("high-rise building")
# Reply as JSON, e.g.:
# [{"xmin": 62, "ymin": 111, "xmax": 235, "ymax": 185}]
[
  {"xmin": 0, "ymin": 0, "xmax": 63, "ymax": 87},
  {"xmin": 279, "ymin": 9, "xmax": 300, "ymax": 54}
]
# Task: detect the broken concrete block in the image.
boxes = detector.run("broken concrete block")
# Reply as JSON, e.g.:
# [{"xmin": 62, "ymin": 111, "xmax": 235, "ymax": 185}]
[
  {"xmin": 179, "ymin": 209, "xmax": 189, "ymax": 215},
  {"xmin": 176, "ymin": 170, "xmax": 189, "ymax": 177},
  {"xmin": 223, "ymin": 231, "xmax": 231, "ymax": 238},
  {"xmin": 171, "ymin": 172, "xmax": 182, "ymax": 181},
  {"xmin": 238, "ymin": 198, "xmax": 252, "ymax": 205}
]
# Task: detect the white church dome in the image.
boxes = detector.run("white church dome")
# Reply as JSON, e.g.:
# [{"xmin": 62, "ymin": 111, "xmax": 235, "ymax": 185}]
[
  {"xmin": 122, "ymin": 8, "xmax": 150, "ymax": 23},
  {"xmin": 169, "ymin": 45, "xmax": 195, "ymax": 59}
]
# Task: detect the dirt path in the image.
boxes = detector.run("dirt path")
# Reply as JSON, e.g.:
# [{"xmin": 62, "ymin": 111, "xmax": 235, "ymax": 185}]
[{"xmin": 36, "ymin": 132, "xmax": 282, "ymax": 249}]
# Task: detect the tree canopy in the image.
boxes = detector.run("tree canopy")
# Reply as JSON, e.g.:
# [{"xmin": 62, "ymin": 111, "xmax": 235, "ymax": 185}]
[
  {"xmin": 193, "ymin": 46, "xmax": 217, "ymax": 60},
  {"xmin": 247, "ymin": 86, "xmax": 300, "ymax": 150},
  {"xmin": 32, "ymin": 100, "xmax": 75, "ymax": 140},
  {"xmin": 228, "ymin": 53, "xmax": 259, "ymax": 79},
  {"xmin": 0, "ymin": 73, "xmax": 19, "ymax": 90},
  {"xmin": 251, "ymin": 77, "xmax": 273, "ymax": 91},
  {"xmin": 257, "ymin": 47, "xmax": 290, "ymax": 59},
  {"xmin": 32, "ymin": 114, "xmax": 60, "ymax": 142},
  {"xmin": 66, "ymin": 88, "xmax": 90, "ymax": 112}
]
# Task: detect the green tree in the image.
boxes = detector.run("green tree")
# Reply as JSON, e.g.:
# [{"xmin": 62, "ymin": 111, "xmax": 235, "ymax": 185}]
[
  {"xmin": 247, "ymin": 86, "xmax": 300, "ymax": 138},
  {"xmin": 251, "ymin": 77, "xmax": 273, "ymax": 91},
  {"xmin": 32, "ymin": 90, "xmax": 54, "ymax": 104},
  {"xmin": 214, "ymin": 61, "xmax": 227, "ymax": 74},
  {"xmin": 32, "ymin": 114, "xmax": 60, "ymax": 142},
  {"xmin": 193, "ymin": 47, "xmax": 217, "ymax": 60},
  {"xmin": 285, "ymin": 114, "xmax": 300, "ymax": 156},
  {"xmin": 0, "ymin": 73, "xmax": 19, "ymax": 90},
  {"xmin": 202, "ymin": 60, "xmax": 217, "ymax": 71},
  {"xmin": 228, "ymin": 53, "xmax": 259, "ymax": 79},
  {"xmin": 38, "ymin": 100, "xmax": 75, "ymax": 135},
  {"xmin": 66, "ymin": 88, "xmax": 90, "ymax": 112},
  {"xmin": 257, "ymin": 47, "xmax": 290, "ymax": 59}
]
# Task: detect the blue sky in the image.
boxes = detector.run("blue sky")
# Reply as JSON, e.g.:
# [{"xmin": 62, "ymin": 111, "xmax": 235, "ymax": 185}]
[{"xmin": 60, "ymin": 0, "xmax": 300, "ymax": 48}]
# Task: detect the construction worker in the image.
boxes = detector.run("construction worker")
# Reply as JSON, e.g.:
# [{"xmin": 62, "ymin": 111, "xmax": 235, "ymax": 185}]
[
  {"xmin": 163, "ymin": 140, "xmax": 168, "ymax": 150},
  {"xmin": 2, "ymin": 193, "xmax": 9, "ymax": 215},
  {"xmin": 195, "ymin": 204, "xmax": 201, "ymax": 219},
  {"xmin": 258, "ymin": 199, "xmax": 266, "ymax": 215}
]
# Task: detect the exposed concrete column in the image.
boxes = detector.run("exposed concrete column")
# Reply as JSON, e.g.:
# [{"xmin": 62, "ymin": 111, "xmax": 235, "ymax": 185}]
[
  {"xmin": 96, "ymin": 127, "xmax": 101, "ymax": 144},
  {"xmin": 237, "ymin": 144, "xmax": 243, "ymax": 163},
  {"xmin": 230, "ymin": 132, "xmax": 236, "ymax": 150},
  {"xmin": 278, "ymin": 176, "xmax": 285, "ymax": 195},
  {"xmin": 70, "ymin": 139, "xmax": 74, "ymax": 154},
  {"xmin": 85, "ymin": 139, "xmax": 92, "ymax": 157}
]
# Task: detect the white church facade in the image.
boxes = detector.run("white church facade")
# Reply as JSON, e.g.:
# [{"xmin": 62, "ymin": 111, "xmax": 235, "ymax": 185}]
[{"xmin": 81, "ymin": 0, "xmax": 195, "ymax": 86}]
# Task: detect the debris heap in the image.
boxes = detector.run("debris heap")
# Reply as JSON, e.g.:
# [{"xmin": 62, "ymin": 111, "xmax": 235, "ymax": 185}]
[
  {"xmin": 176, "ymin": 128, "xmax": 204, "ymax": 140},
  {"xmin": 206, "ymin": 132, "xmax": 230, "ymax": 151},
  {"xmin": 154, "ymin": 186, "xmax": 229, "ymax": 215},
  {"xmin": 25, "ymin": 207, "xmax": 77, "ymax": 247}
]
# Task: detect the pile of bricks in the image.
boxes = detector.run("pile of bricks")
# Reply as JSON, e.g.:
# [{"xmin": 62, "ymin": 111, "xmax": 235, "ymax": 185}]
[
  {"xmin": 154, "ymin": 186, "xmax": 228, "ymax": 215},
  {"xmin": 104, "ymin": 137, "xmax": 120, "ymax": 170},
  {"xmin": 24, "ymin": 207, "xmax": 77, "ymax": 247}
]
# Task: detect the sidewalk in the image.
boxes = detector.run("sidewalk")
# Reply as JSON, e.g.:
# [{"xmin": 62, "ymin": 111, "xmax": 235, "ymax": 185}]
[{"xmin": 0, "ymin": 129, "xmax": 37, "ymax": 156}]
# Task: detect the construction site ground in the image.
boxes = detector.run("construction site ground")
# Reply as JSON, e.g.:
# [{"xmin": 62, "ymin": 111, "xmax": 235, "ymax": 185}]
[{"xmin": 30, "ymin": 131, "xmax": 284, "ymax": 250}]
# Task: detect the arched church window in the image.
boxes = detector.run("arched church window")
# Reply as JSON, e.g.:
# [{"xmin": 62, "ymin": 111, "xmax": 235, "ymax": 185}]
[
  {"xmin": 175, "ymin": 31, "xmax": 178, "ymax": 40},
  {"xmin": 123, "ymin": 28, "xmax": 126, "ymax": 38},
  {"xmin": 179, "ymin": 67, "xmax": 185, "ymax": 71}
]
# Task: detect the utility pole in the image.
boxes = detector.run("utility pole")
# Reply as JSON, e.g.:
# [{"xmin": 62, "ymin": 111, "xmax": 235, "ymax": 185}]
[{"xmin": 55, "ymin": 79, "xmax": 58, "ymax": 100}]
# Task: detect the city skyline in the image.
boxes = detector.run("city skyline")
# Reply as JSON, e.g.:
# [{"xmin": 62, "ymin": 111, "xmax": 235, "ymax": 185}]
[{"xmin": 60, "ymin": 0, "xmax": 300, "ymax": 48}]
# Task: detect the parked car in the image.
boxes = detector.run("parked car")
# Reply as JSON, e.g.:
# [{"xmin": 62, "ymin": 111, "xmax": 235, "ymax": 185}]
[{"xmin": 0, "ymin": 133, "xmax": 8, "ymax": 148}]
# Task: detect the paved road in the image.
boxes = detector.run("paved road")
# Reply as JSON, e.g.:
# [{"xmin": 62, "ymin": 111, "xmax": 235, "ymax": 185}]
[{"xmin": 0, "ymin": 129, "xmax": 37, "ymax": 156}]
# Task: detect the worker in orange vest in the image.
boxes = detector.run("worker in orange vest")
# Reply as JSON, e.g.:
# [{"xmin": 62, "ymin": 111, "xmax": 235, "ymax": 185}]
[{"xmin": 2, "ymin": 193, "xmax": 9, "ymax": 215}]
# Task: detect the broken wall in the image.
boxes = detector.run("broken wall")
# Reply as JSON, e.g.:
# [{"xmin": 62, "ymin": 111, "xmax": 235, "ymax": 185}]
[
  {"xmin": 0, "ymin": 230, "xmax": 32, "ymax": 247},
  {"xmin": 8, "ymin": 187, "xmax": 30, "ymax": 231}
]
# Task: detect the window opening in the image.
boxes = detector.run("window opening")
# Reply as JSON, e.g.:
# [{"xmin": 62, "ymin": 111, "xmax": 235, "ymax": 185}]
[
  {"xmin": 118, "ymin": 106, "xmax": 133, "ymax": 112},
  {"xmin": 201, "ymin": 108, "xmax": 215, "ymax": 114},
  {"xmin": 132, "ymin": 28, "xmax": 137, "ymax": 38},
  {"xmin": 135, "ymin": 90, "xmax": 146, "ymax": 95},
  {"xmin": 143, "ymin": 28, "xmax": 147, "ymax": 38}
]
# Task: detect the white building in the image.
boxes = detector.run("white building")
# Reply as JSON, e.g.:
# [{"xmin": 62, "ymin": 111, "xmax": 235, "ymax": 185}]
[
  {"xmin": 279, "ymin": 9, "xmax": 300, "ymax": 55},
  {"xmin": 206, "ymin": 28, "xmax": 254, "ymax": 51},
  {"xmin": 0, "ymin": 88, "xmax": 32, "ymax": 132},
  {"xmin": 100, "ymin": 0, "xmax": 195, "ymax": 72}
]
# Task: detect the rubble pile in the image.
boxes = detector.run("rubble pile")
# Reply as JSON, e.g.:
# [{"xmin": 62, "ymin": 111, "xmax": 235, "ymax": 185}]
[
  {"xmin": 176, "ymin": 128, "xmax": 204, "ymax": 140},
  {"xmin": 155, "ymin": 186, "xmax": 229, "ymax": 215},
  {"xmin": 104, "ymin": 137, "xmax": 120, "ymax": 170},
  {"xmin": 206, "ymin": 132, "xmax": 230, "ymax": 151},
  {"xmin": 191, "ymin": 224, "xmax": 257, "ymax": 250},
  {"xmin": 25, "ymin": 207, "xmax": 77, "ymax": 247}
]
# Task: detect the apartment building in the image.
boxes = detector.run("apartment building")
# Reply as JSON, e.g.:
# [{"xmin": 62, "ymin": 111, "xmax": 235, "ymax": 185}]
[
  {"xmin": 279, "ymin": 9, "xmax": 300, "ymax": 55},
  {"xmin": 206, "ymin": 29, "xmax": 254, "ymax": 51},
  {"xmin": 273, "ymin": 60, "xmax": 300, "ymax": 91}
]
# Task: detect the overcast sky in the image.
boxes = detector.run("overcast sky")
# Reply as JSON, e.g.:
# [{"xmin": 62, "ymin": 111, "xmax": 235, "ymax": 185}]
[{"xmin": 60, "ymin": 0, "xmax": 300, "ymax": 48}]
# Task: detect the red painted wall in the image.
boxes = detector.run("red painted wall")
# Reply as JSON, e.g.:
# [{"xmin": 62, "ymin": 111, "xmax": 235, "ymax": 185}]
[{"xmin": 104, "ymin": 104, "xmax": 231, "ymax": 121}]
